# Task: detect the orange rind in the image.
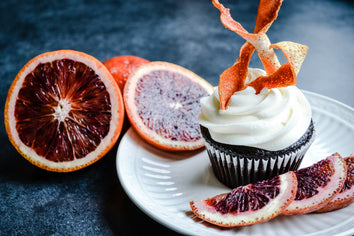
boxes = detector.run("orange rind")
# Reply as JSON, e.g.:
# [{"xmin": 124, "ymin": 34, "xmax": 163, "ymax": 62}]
[
  {"xmin": 271, "ymin": 41, "xmax": 309, "ymax": 75},
  {"xmin": 213, "ymin": 0, "xmax": 308, "ymax": 109},
  {"xmin": 247, "ymin": 62, "xmax": 296, "ymax": 94}
]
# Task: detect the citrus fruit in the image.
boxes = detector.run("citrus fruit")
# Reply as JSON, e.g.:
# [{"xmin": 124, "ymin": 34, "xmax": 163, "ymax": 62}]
[
  {"xmin": 123, "ymin": 61, "xmax": 214, "ymax": 151},
  {"xmin": 316, "ymin": 154, "xmax": 354, "ymax": 213},
  {"xmin": 283, "ymin": 153, "xmax": 347, "ymax": 215},
  {"xmin": 103, "ymin": 55, "xmax": 149, "ymax": 92},
  {"xmin": 5, "ymin": 50, "xmax": 124, "ymax": 172},
  {"xmin": 190, "ymin": 172, "xmax": 297, "ymax": 227}
]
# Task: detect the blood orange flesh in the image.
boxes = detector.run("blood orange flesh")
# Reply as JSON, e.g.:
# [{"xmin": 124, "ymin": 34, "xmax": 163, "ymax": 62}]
[
  {"xmin": 5, "ymin": 50, "xmax": 124, "ymax": 172},
  {"xmin": 316, "ymin": 154, "xmax": 354, "ymax": 212},
  {"xmin": 190, "ymin": 172, "xmax": 297, "ymax": 227},
  {"xmin": 283, "ymin": 153, "xmax": 347, "ymax": 215},
  {"xmin": 124, "ymin": 61, "xmax": 214, "ymax": 151}
]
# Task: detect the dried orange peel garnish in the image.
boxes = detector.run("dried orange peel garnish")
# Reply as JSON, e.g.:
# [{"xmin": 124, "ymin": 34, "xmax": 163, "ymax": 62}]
[
  {"xmin": 218, "ymin": 42, "xmax": 253, "ymax": 110},
  {"xmin": 246, "ymin": 62, "xmax": 296, "ymax": 94},
  {"xmin": 271, "ymin": 41, "xmax": 309, "ymax": 75},
  {"xmin": 213, "ymin": 0, "xmax": 308, "ymax": 109}
]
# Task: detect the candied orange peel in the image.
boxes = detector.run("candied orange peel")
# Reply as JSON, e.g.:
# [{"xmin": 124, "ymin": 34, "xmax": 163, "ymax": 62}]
[{"xmin": 213, "ymin": 0, "xmax": 308, "ymax": 109}]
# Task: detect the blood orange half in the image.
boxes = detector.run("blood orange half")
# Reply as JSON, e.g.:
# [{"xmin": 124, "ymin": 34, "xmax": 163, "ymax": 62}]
[
  {"xmin": 190, "ymin": 172, "xmax": 297, "ymax": 227},
  {"xmin": 123, "ymin": 61, "xmax": 214, "ymax": 151},
  {"xmin": 5, "ymin": 50, "xmax": 124, "ymax": 172}
]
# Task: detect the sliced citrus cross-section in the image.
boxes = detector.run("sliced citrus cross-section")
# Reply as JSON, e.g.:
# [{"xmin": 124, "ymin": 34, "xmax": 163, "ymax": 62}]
[
  {"xmin": 190, "ymin": 171, "xmax": 297, "ymax": 227},
  {"xmin": 283, "ymin": 153, "xmax": 347, "ymax": 215},
  {"xmin": 316, "ymin": 154, "xmax": 354, "ymax": 213},
  {"xmin": 5, "ymin": 50, "xmax": 125, "ymax": 172},
  {"xmin": 123, "ymin": 61, "xmax": 214, "ymax": 151}
]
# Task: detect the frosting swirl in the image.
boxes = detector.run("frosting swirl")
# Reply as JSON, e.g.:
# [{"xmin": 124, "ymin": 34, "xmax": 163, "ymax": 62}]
[{"xmin": 199, "ymin": 68, "xmax": 312, "ymax": 151}]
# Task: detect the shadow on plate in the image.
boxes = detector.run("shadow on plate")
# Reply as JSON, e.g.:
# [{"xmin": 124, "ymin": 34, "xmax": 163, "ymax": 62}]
[{"xmin": 185, "ymin": 210, "xmax": 243, "ymax": 233}]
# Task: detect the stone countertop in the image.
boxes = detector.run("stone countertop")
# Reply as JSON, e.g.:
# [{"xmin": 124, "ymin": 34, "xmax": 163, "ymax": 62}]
[{"xmin": 0, "ymin": 0, "xmax": 353, "ymax": 235}]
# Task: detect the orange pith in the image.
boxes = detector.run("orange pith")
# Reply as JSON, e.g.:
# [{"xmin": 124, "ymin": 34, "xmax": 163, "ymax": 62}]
[
  {"xmin": 5, "ymin": 50, "xmax": 124, "ymax": 172},
  {"xmin": 123, "ymin": 61, "xmax": 214, "ymax": 151}
]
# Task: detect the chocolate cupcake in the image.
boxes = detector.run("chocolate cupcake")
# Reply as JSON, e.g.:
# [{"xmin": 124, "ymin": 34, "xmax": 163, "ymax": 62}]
[
  {"xmin": 200, "ymin": 0, "xmax": 315, "ymax": 189},
  {"xmin": 200, "ymin": 121, "xmax": 314, "ymax": 188},
  {"xmin": 199, "ymin": 69, "xmax": 315, "ymax": 188}
]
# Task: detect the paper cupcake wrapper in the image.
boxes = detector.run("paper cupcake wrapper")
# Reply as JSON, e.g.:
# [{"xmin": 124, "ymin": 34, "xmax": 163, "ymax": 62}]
[{"xmin": 201, "ymin": 121, "xmax": 315, "ymax": 188}]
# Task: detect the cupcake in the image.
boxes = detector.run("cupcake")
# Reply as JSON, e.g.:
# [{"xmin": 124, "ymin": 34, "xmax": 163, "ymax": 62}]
[
  {"xmin": 199, "ymin": 69, "xmax": 315, "ymax": 188},
  {"xmin": 199, "ymin": 0, "xmax": 315, "ymax": 188}
]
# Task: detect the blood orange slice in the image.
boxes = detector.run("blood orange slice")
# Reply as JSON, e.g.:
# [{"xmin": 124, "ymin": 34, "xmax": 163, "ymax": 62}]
[
  {"xmin": 190, "ymin": 172, "xmax": 297, "ymax": 227},
  {"xmin": 103, "ymin": 55, "xmax": 149, "ymax": 92},
  {"xmin": 123, "ymin": 61, "xmax": 214, "ymax": 151},
  {"xmin": 283, "ymin": 153, "xmax": 347, "ymax": 215},
  {"xmin": 5, "ymin": 50, "xmax": 124, "ymax": 172},
  {"xmin": 316, "ymin": 154, "xmax": 354, "ymax": 213}
]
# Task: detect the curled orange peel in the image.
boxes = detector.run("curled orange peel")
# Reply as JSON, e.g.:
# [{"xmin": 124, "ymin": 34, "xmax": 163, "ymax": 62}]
[
  {"xmin": 245, "ymin": 41, "xmax": 308, "ymax": 94},
  {"xmin": 218, "ymin": 42, "xmax": 253, "ymax": 110},
  {"xmin": 214, "ymin": 0, "xmax": 284, "ymax": 109},
  {"xmin": 270, "ymin": 41, "xmax": 309, "ymax": 75},
  {"xmin": 246, "ymin": 62, "xmax": 296, "ymax": 94},
  {"xmin": 212, "ymin": 0, "xmax": 280, "ymax": 75},
  {"xmin": 214, "ymin": 0, "xmax": 307, "ymax": 109},
  {"xmin": 254, "ymin": 0, "xmax": 284, "ymax": 33}
]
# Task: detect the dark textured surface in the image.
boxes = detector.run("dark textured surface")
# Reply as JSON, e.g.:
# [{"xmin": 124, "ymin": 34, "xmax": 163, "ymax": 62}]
[{"xmin": 0, "ymin": 0, "xmax": 353, "ymax": 235}]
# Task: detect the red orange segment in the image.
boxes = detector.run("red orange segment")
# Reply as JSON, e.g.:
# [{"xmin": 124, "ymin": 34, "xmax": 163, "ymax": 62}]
[
  {"xmin": 283, "ymin": 153, "xmax": 347, "ymax": 215},
  {"xmin": 190, "ymin": 172, "xmax": 297, "ymax": 227},
  {"xmin": 316, "ymin": 154, "xmax": 354, "ymax": 212}
]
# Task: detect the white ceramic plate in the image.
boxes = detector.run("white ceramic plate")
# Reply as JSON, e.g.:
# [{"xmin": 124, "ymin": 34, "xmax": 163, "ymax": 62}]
[{"xmin": 116, "ymin": 91, "xmax": 354, "ymax": 236}]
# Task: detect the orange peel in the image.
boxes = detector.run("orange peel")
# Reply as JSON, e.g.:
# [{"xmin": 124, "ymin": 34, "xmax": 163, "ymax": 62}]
[
  {"xmin": 246, "ymin": 41, "xmax": 308, "ymax": 94},
  {"xmin": 254, "ymin": 0, "xmax": 284, "ymax": 33},
  {"xmin": 244, "ymin": 41, "xmax": 308, "ymax": 94},
  {"xmin": 212, "ymin": 0, "xmax": 280, "ymax": 75},
  {"xmin": 214, "ymin": 0, "xmax": 284, "ymax": 109},
  {"xmin": 271, "ymin": 41, "xmax": 309, "ymax": 75},
  {"xmin": 218, "ymin": 42, "xmax": 253, "ymax": 110},
  {"xmin": 246, "ymin": 62, "xmax": 296, "ymax": 94}
]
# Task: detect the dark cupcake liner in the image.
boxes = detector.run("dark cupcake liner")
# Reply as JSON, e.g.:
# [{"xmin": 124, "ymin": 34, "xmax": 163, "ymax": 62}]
[{"xmin": 200, "ymin": 120, "xmax": 315, "ymax": 188}]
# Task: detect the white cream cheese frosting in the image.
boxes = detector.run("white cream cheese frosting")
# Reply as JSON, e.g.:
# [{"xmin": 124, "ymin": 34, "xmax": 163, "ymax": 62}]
[{"xmin": 199, "ymin": 68, "xmax": 312, "ymax": 151}]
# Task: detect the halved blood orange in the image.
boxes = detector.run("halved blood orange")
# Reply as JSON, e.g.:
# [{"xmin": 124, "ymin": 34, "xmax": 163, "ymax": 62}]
[
  {"xmin": 103, "ymin": 55, "xmax": 149, "ymax": 92},
  {"xmin": 316, "ymin": 154, "xmax": 354, "ymax": 213},
  {"xmin": 4, "ymin": 50, "xmax": 124, "ymax": 172},
  {"xmin": 123, "ymin": 61, "xmax": 214, "ymax": 151},
  {"xmin": 283, "ymin": 153, "xmax": 347, "ymax": 215},
  {"xmin": 190, "ymin": 172, "xmax": 297, "ymax": 227}
]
